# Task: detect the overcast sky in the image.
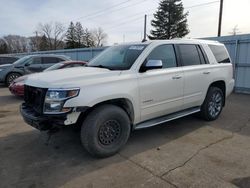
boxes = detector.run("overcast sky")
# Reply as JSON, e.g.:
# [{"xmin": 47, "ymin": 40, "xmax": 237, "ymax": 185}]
[{"xmin": 0, "ymin": 0, "xmax": 250, "ymax": 45}]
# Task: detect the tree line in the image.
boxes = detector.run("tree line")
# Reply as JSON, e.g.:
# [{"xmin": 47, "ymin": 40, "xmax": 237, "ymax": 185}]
[{"xmin": 0, "ymin": 21, "xmax": 108, "ymax": 54}]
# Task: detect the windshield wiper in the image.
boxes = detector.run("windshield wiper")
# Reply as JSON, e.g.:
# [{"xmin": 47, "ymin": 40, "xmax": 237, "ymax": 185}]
[{"xmin": 87, "ymin": 65, "xmax": 113, "ymax": 70}]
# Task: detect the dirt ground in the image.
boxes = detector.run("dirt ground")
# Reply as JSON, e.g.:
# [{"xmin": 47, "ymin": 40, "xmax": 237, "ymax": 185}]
[{"xmin": 1, "ymin": 85, "xmax": 250, "ymax": 188}]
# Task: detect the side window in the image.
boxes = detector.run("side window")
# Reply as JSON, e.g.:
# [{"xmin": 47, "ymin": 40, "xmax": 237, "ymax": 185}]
[
  {"xmin": 31, "ymin": 57, "xmax": 42, "ymax": 64},
  {"xmin": 43, "ymin": 57, "xmax": 63, "ymax": 64},
  {"xmin": 209, "ymin": 45, "xmax": 231, "ymax": 63},
  {"xmin": 147, "ymin": 45, "xmax": 177, "ymax": 69},
  {"xmin": 178, "ymin": 44, "xmax": 201, "ymax": 66}
]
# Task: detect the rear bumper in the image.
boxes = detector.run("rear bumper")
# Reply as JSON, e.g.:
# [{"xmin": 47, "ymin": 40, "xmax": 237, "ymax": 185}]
[
  {"xmin": 20, "ymin": 103, "xmax": 67, "ymax": 131},
  {"xmin": 226, "ymin": 79, "xmax": 235, "ymax": 97}
]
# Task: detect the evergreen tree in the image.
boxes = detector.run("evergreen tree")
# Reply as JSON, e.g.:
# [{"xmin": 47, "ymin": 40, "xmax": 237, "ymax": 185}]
[
  {"xmin": 148, "ymin": 0, "xmax": 189, "ymax": 40},
  {"xmin": 65, "ymin": 22, "xmax": 77, "ymax": 49},
  {"xmin": 39, "ymin": 35, "xmax": 49, "ymax": 51},
  {"xmin": 0, "ymin": 42, "xmax": 8, "ymax": 54},
  {"xmin": 75, "ymin": 22, "xmax": 85, "ymax": 48},
  {"xmin": 83, "ymin": 28, "xmax": 95, "ymax": 47}
]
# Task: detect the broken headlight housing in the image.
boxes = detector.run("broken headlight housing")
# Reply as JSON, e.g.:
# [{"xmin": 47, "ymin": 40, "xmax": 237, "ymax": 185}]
[{"xmin": 43, "ymin": 88, "xmax": 79, "ymax": 114}]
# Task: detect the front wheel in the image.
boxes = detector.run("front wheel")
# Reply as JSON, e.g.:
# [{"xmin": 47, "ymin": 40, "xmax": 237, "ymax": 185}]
[
  {"xmin": 6, "ymin": 73, "xmax": 21, "ymax": 86},
  {"xmin": 200, "ymin": 87, "xmax": 224, "ymax": 121},
  {"xmin": 81, "ymin": 104, "xmax": 131, "ymax": 158}
]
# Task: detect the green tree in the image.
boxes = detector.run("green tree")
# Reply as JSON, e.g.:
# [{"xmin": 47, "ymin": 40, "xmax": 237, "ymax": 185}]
[
  {"xmin": 39, "ymin": 35, "xmax": 49, "ymax": 51},
  {"xmin": 75, "ymin": 22, "xmax": 85, "ymax": 48},
  {"xmin": 83, "ymin": 28, "xmax": 95, "ymax": 47},
  {"xmin": 0, "ymin": 42, "xmax": 8, "ymax": 54},
  {"xmin": 65, "ymin": 22, "xmax": 77, "ymax": 49},
  {"xmin": 148, "ymin": 0, "xmax": 189, "ymax": 40}
]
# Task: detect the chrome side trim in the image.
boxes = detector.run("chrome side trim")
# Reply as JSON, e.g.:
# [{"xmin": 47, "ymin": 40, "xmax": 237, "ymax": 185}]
[{"xmin": 135, "ymin": 107, "xmax": 200, "ymax": 130}]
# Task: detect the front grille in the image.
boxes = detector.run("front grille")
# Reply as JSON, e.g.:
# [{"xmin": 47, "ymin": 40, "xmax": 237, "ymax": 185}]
[{"xmin": 24, "ymin": 85, "xmax": 47, "ymax": 114}]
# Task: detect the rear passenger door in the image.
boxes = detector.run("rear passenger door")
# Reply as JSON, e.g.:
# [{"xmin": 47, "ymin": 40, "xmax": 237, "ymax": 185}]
[
  {"xmin": 176, "ymin": 44, "xmax": 212, "ymax": 109},
  {"xmin": 42, "ymin": 57, "xmax": 64, "ymax": 70}
]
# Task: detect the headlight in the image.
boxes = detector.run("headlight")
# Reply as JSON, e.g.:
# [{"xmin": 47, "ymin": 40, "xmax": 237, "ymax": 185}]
[{"xmin": 44, "ymin": 88, "xmax": 79, "ymax": 114}]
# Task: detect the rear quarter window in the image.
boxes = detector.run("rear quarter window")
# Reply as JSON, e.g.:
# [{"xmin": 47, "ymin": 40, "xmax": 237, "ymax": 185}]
[{"xmin": 209, "ymin": 45, "xmax": 231, "ymax": 63}]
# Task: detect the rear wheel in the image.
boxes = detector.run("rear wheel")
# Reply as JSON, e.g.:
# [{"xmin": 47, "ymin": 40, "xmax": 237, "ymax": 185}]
[
  {"xmin": 6, "ymin": 73, "xmax": 21, "ymax": 86},
  {"xmin": 200, "ymin": 87, "xmax": 224, "ymax": 121},
  {"xmin": 81, "ymin": 104, "xmax": 131, "ymax": 158}
]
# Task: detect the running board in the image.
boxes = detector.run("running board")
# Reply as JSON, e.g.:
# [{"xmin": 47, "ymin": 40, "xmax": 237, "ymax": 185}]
[{"xmin": 134, "ymin": 107, "xmax": 200, "ymax": 130}]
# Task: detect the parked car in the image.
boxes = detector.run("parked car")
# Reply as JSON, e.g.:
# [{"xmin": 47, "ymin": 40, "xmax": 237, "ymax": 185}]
[
  {"xmin": 20, "ymin": 39, "xmax": 234, "ymax": 158},
  {"xmin": 0, "ymin": 54, "xmax": 70, "ymax": 86},
  {"xmin": 0, "ymin": 56, "xmax": 19, "ymax": 65},
  {"xmin": 9, "ymin": 61, "xmax": 86, "ymax": 97}
]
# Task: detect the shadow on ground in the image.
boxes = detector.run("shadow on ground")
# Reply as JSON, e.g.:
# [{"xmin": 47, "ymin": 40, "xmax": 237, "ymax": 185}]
[{"xmin": 0, "ymin": 92, "xmax": 250, "ymax": 188}]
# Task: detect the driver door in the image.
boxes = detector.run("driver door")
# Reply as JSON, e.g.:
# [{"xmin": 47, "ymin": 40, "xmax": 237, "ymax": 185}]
[
  {"xmin": 24, "ymin": 57, "xmax": 43, "ymax": 74},
  {"xmin": 137, "ymin": 44, "xmax": 184, "ymax": 122}
]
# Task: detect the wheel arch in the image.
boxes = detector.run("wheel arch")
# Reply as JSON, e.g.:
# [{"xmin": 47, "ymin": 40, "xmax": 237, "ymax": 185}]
[
  {"xmin": 208, "ymin": 80, "xmax": 226, "ymax": 106},
  {"xmin": 5, "ymin": 72, "xmax": 23, "ymax": 84},
  {"xmin": 76, "ymin": 98, "xmax": 135, "ymax": 127}
]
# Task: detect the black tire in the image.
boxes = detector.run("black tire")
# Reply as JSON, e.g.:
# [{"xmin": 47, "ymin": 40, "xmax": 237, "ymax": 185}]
[
  {"xmin": 81, "ymin": 104, "xmax": 131, "ymax": 158},
  {"xmin": 200, "ymin": 87, "xmax": 224, "ymax": 121},
  {"xmin": 5, "ymin": 72, "xmax": 21, "ymax": 86}
]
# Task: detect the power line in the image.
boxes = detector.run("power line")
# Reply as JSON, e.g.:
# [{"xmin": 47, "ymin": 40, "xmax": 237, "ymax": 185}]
[
  {"xmin": 185, "ymin": 1, "xmax": 219, "ymax": 9},
  {"xmin": 67, "ymin": 0, "xmax": 149, "ymax": 24},
  {"xmin": 68, "ymin": 0, "xmax": 132, "ymax": 23}
]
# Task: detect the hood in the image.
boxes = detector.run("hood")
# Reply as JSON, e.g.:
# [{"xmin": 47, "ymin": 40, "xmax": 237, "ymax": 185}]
[
  {"xmin": 0, "ymin": 64, "xmax": 13, "ymax": 69},
  {"xmin": 13, "ymin": 75, "xmax": 28, "ymax": 83},
  {"xmin": 25, "ymin": 67, "xmax": 122, "ymax": 88}
]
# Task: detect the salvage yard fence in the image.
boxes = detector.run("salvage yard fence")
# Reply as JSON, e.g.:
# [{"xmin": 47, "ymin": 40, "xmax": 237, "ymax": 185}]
[
  {"xmin": 206, "ymin": 34, "xmax": 250, "ymax": 94},
  {"xmin": 2, "ymin": 34, "xmax": 250, "ymax": 94}
]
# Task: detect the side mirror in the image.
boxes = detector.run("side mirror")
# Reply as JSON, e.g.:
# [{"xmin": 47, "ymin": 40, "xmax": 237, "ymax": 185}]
[
  {"xmin": 141, "ymin": 60, "xmax": 163, "ymax": 72},
  {"xmin": 25, "ymin": 62, "xmax": 30, "ymax": 67}
]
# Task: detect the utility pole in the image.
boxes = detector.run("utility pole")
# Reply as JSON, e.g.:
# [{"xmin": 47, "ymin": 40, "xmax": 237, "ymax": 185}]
[
  {"xmin": 142, "ymin": 14, "xmax": 147, "ymax": 42},
  {"xmin": 217, "ymin": 0, "xmax": 224, "ymax": 37}
]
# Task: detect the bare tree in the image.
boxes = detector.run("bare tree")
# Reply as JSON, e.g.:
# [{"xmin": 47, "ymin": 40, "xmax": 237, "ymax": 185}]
[
  {"xmin": 3, "ymin": 35, "xmax": 29, "ymax": 53},
  {"xmin": 37, "ymin": 22, "xmax": 66, "ymax": 50},
  {"xmin": 92, "ymin": 27, "xmax": 108, "ymax": 47},
  {"xmin": 229, "ymin": 25, "xmax": 241, "ymax": 36}
]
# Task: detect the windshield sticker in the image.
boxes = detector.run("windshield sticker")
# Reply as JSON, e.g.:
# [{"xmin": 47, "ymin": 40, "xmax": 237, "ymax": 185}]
[{"xmin": 129, "ymin": 46, "xmax": 145, "ymax": 50}]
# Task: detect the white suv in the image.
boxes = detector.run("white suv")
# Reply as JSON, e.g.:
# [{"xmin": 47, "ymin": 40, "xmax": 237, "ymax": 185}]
[{"xmin": 20, "ymin": 39, "xmax": 235, "ymax": 157}]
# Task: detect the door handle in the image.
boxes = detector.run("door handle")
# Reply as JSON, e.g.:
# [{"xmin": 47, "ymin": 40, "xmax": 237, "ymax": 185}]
[
  {"xmin": 203, "ymin": 71, "xmax": 210, "ymax": 74},
  {"xmin": 172, "ymin": 75, "xmax": 182, "ymax": 79}
]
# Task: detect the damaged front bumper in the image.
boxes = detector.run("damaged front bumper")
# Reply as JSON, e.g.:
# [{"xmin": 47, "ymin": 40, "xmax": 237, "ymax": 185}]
[{"xmin": 20, "ymin": 103, "xmax": 68, "ymax": 131}]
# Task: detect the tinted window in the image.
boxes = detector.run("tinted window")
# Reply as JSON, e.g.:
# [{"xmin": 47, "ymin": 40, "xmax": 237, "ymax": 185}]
[
  {"xmin": 0, "ymin": 57, "xmax": 18, "ymax": 64},
  {"xmin": 209, "ymin": 45, "xmax": 231, "ymax": 63},
  {"xmin": 43, "ymin": 57, "xmax": 63, "ymax": 64},
  {"xmin": 178, "ymin": 45, "xmax": 201, "ymax": 66},
  {"xmin": 147, "ymin": 45, "xmax": 177, "ymax": 68},
  {"xmin": 32, "ymin": 57, "xmax": 42, "ymax": 64}
]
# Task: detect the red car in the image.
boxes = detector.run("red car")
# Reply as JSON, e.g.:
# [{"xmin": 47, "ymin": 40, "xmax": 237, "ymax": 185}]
[{"xmin": 9, "ymin": 61, "xmax": 86, "ymax": 97}]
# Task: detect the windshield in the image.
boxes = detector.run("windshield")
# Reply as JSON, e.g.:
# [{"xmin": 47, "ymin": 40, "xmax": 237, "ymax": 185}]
[
  {"xmin": 87, "ymin": 44, "xmax": 147, "ymax": 70},
  {"xmin": 13, "ymin": 56, "xmax": 31, "ymax": 65},
  {"xmin": 44, "ymin": 62, "xmax": 64, "ymax": 72}
]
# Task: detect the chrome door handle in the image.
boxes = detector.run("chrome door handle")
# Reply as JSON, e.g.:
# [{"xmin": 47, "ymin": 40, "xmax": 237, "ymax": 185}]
[
  {"xmin": 203, "ymin": 71, "xmax": 210, "ymax": 74},
  {"xmin": 172, "ymin": 75, "xmax": 182, "ymax": 79}
]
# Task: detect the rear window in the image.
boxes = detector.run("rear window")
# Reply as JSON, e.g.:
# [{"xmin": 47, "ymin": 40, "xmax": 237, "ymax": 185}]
[{"xmin": 209, "ymin": 45, "xmax": 231, "ymax": 63}]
